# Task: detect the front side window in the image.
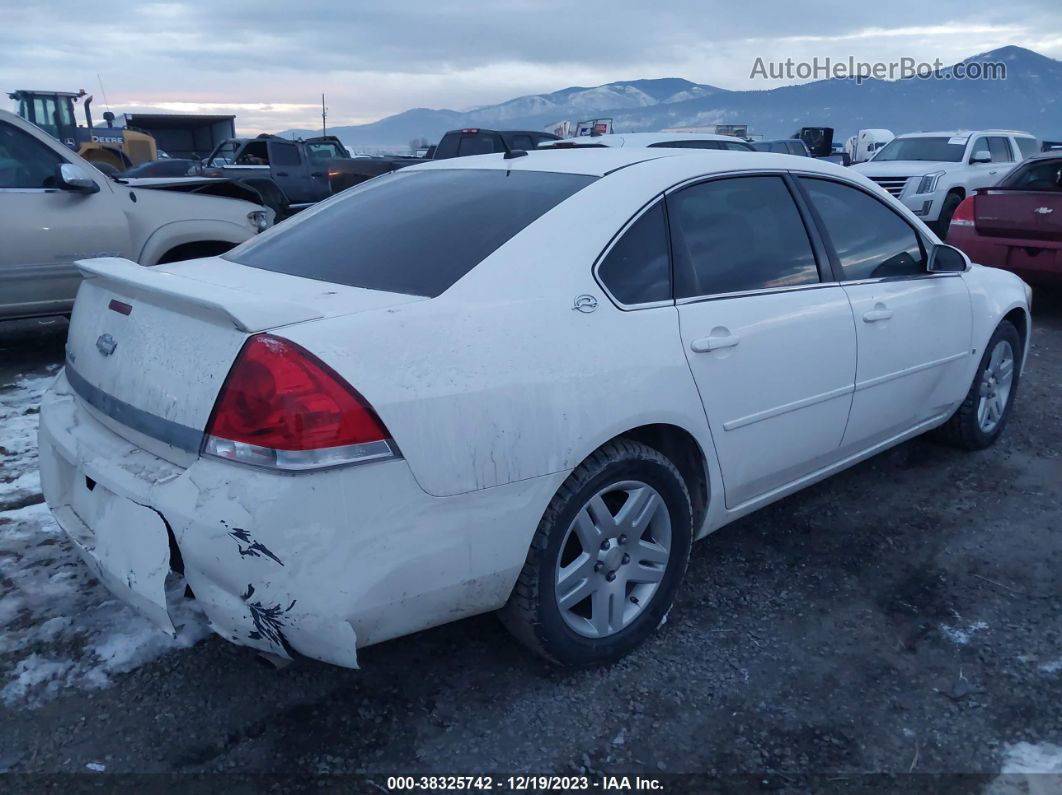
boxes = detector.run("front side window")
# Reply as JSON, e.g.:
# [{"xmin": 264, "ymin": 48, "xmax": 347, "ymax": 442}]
[
  {"xmin": 597, "ymin": 201, "xmax": 670, "ymax": 305},
  {"xmin": 668, "ymin": 176, "xmax": 819, "ymax": 299},
  {"xmin": 0, "ymin": 122, "xmax": 64, "ymax": 188},
  {"xmin": 226, "ymin": 168, "xmax": 597, "ymax": 297},
  {"xmin": 800, "ymin": 177, "xmax": 926, "ymax": 281}
]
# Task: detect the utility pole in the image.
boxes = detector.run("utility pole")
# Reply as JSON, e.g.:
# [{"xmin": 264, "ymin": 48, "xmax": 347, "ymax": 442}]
[{"xmin": 321, "ymin": 93, "xmax": 327, "ymax": 137}]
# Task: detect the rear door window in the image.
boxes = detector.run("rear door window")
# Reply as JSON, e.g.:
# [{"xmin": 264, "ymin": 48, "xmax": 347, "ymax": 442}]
[
  {"xmin": 597, "ymin": 201, "xmax": 671, "ymax": 305},
  {"xmin": 226, "ymin": 169, "xmax": 597, "ymax": 297},
  {"xmin": 988, "ymin": 137, "xmax": 1014, "ymax": 163},
  {"xmin": 667, "ymin": 176, "xmax": 819, "ymax": 298},
  {"xmin": 269, "ymin": 141, "xmax": 301, "ymax": 166},
  {"xmin": 1015, "ymin": 137, "xmax": 1039, "ymax": 160}
]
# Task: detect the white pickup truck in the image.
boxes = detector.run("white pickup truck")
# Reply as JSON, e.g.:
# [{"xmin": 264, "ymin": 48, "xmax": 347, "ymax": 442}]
[
  {"xmin": 852, "ymin": 129, "xmax": 1040, "ymax": 235},
  {"xmin": 0, "ymin": 109, "xmax": 274, "ymax": 321}
]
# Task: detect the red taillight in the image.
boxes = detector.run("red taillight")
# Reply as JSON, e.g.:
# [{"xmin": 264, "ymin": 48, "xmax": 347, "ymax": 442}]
[
  {"xmin": 950, "ymin": 196, "xmax": 976, "ymax": 228},
  {"xmin": 202, "ymin": 334, "xmax": 397, "ymax": 470}
]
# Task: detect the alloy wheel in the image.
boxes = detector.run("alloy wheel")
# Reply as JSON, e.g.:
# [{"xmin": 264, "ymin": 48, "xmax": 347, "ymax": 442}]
[{"xmin": 554, "ymin": 480, "xmax": 672, "ymax": 638}]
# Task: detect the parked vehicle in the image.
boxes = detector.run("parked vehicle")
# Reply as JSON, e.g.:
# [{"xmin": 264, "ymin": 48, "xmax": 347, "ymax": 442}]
[
  {"xmin": 793, "ymin": 127, "xmax": 834, "ymax": 158},
  {"xmin": 119, "ymin": 158, "xmax": 198, "ymax": 178},
  {"xmin": 539, "ymin": 132, "xmax": 755, "ymax": 151},
  {"xmin": 751, "ymin": 139, "xmax": 812, "ymax": 156},
  {"xmin": 844, "ymin": 129, "xmax": 895, "ymax": 164},
  {"xmin": 39, "ymin": 147, "xmax": 1030, "ymax": 670},
  {"xmin": 0, "ymin": 109, "xmax": 273, "ymax": 321},
  {"xmin": 947, "ymin": 153, "xmax": 1062, "ymax": 286},
  {"xmin": 196, "ymin": 134, "xmax": 356, "ymax": 216},
  {"xmin": 852, "ymin": 130, "xmax": 1040, "ymax": 235},
  {"xmin": 433, "ymin": 128, "xmax": 561, "ymax": 157}
]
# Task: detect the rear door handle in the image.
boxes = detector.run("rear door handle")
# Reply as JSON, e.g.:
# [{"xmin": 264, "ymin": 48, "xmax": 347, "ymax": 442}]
[
  {"xmin": 690, "ymin": 333, "xmax": 740, "ymax": 353},
  {"xmin": 863, "ymin": 306, "xmax": 893, "ymax": 323}
]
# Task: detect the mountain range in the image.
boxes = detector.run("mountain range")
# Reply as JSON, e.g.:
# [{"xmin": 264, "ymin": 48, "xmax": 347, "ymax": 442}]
[{"xmin": 279, "ymin": 46, "xmax": 1062, "ymax": 151}]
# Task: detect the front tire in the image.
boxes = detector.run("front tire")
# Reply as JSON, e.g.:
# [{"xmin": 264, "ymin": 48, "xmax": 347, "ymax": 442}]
[
  {"xmin": 935, "ymin": 192, "xmax": 963, "ymax": 238},
  {"xmin": 500, "ymin": 439, "xmax": 692, "ymax": 666},
  {"xmin": 937, "ymin": 320, "xmax": 1022, "ymax": 450}
]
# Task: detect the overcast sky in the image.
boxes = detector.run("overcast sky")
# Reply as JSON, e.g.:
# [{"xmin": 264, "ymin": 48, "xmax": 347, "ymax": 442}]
[{"xmin": 5, "ymin": 1, "xmax": 1061, "ymax": 133}]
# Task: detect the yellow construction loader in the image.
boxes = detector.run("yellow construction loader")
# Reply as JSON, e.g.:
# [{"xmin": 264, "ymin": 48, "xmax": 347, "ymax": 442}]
[{"xmin": 10, "ymin": 88, "xmax": 156, "ymax": 171}]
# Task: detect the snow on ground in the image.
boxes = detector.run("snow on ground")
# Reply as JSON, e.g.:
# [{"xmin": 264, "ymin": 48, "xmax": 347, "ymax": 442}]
[
  {"xmin": 940, "ymin": 620, "xmax": 989, "ymax": 645},
  {"xmin": 986, "ymin": 742, "xmax": 1062, "ymax": 795},
  {"xmin": 0, "ymin": 370, "xmax": 209, "ymax": 707}
]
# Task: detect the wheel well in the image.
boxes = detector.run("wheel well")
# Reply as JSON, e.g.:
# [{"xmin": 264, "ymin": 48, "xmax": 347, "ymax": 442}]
[
  {"xmin": 1003, "ymin": 307, "xmax": 1029, "ymax": 354},
  {"xmin": 617, "ymin": 424, "xmax": 709, "ymax": 532},
  {"xmin": 946, "ymin": 187, "xmax": 966, "ymax": 201},
  {"xmin": 155, "ymin": 240, "xmax": 236, "ymax": 264}
]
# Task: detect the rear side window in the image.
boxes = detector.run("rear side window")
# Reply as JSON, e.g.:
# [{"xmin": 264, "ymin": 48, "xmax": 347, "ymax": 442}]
[
  {"xmin": 597, "ymin": 201, "xmax": 670, "ymax": 305},
  {"xmin": 800, "ymin": 177, "xmax": 926, "ymax": 281},
  {"xmin": 226, "ymin": 169, "xmax": 597, "ymax": 297},
  {"xmin": 269, "ymin": 142, "xmax": 301, "ymax": 166},
  {"xmin": 508, "ymin": 134, "xmax": 534, "ymax": 151},
  {"xmin": 988, "ymin": 137, "xmax": 1014, "ymax": 163},
  {"xmin": 1015, "ymin": 138, "xmax": 1039, "ymax": 160},
  {"xmin": 668, "ymin": 176, "xmax": 819, "ymax": 299}
]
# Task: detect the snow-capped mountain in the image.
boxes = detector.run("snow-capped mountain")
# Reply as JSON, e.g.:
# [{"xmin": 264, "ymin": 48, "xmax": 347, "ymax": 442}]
[{"xmin": 279, "ymin": 47, "xmax": 1062, "ymax": 151}]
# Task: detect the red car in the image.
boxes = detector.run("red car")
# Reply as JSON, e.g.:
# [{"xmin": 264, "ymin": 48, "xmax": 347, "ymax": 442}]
[{"xmin": 947, "ymin": 153, "xmax": 1062, "ymax": 286}]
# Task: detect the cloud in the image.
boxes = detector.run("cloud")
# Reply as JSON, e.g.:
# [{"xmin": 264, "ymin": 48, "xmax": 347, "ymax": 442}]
[{"xmin": 3, "ymin": 0, "xmax": 1060, "ymax": 133}]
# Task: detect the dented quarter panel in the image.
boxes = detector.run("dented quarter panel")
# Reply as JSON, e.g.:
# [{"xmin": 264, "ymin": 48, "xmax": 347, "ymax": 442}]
[{"xmin": 39, "ymin": 371, "xmax": 566, "ymax": 666}]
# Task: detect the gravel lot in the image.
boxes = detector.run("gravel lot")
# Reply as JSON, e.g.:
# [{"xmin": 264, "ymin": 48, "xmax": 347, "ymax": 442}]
[{"xmin": 1, "ymin": 292, "xmax": 1060, "ymax": 786}]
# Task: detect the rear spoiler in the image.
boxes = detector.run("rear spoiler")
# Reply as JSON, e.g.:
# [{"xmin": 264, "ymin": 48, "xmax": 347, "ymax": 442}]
[{"xmin": 76, "ymin": 258, "xmax": 324, "ymax": 333}]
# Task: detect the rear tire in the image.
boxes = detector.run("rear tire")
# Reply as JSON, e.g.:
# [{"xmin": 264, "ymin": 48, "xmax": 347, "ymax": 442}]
[
  {"xmin": 936, "ymin": 320, "xmax": 1022, "ymax": 450},
  {"xmin": 500, "ymin": 439, "xmax": 692, "ymax": 666}
]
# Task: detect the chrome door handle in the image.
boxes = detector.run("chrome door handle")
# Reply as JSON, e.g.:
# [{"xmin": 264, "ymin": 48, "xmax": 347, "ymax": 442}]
[
  {"xmin": 863, "ymin": 308, "xmax": 893, "ymax": 323},
  {"xmin": 690, "ymin": 334, "xmax": 740, "ymax": 353}
]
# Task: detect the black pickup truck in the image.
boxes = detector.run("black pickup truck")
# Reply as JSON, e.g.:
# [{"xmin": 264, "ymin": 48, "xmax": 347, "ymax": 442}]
[
  {"xmin": 328, "ymin": 128, "xmax": 562, "ymax": 192},
  {"xmin": 196, "ymin": 128, "xmax": 560, "ymax": 216}
]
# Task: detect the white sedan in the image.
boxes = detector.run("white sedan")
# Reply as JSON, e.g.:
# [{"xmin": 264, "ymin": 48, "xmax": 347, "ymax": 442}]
[{"xmin": 38, "ymin": 148, "xmax": 1031, "ymax": 668}]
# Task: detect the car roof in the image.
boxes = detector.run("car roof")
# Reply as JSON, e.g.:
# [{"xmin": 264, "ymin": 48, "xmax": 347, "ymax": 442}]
[
  {"xmin": 897, "ymin": 130, "xmax": 1035, "ymax": 139},
  {"xmin": 406, "ymin": 147, "xmax": 846, "ymax": 179},
  {"xmin": 539, "ymin": 132, "xmax": 739, "ymax": 149}
]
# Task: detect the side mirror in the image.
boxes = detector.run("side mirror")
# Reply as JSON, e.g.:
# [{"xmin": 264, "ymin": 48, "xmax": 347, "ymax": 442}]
[
  {"xmin": 928, "ymin": 243, "xmax": 970, "ymax": 273},
  {"xmin": 56, "ymin": 163, "xmax": 99, "ymax": 193},
  {"xmin": 970, "ymin": 150, "xmax": 991, "ymax": 164}
]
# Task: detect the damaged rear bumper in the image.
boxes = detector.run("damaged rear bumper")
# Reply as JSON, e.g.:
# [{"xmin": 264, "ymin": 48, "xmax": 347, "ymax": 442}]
[{"xmin": 38, "ymin": 371, "xmax": 560, "ymax": 668}]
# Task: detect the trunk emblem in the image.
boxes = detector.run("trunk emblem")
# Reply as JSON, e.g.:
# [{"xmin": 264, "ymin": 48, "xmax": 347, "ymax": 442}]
[
  {"xmin": 572, "ymin": 294, "xmax": 598, "ymax": 313},
  {"xmin": 1034, "ymin": 207, "xmax": 1053, "ymax": 215},
  {"xmin": 96, "ymin": 334, "xmax": 117, "ymax": 357}
]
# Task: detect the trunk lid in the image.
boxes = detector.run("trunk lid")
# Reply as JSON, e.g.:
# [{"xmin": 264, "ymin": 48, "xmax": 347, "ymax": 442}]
[
  {"xmin": 974, "ymin": 190, "xmax": 1062, "ymax": 240},
  {"xmin": 65, "ymin": 257, "xmax": 423, "ymax": 463}
]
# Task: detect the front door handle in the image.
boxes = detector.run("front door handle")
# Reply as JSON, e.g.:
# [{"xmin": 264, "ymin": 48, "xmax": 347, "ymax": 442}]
[
  {"xmin": 690, "ymin": 333, "xmax": 740, "ymax": 353},
  {"xmin": 863, "ymin": 305, "xmax": 894, "ymax": 323}
]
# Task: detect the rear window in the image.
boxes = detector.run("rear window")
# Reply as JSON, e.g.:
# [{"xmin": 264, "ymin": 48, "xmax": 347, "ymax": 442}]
[{"xmin": 225, "ymin": 168, "xmax": 597, "ymax": 297}]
